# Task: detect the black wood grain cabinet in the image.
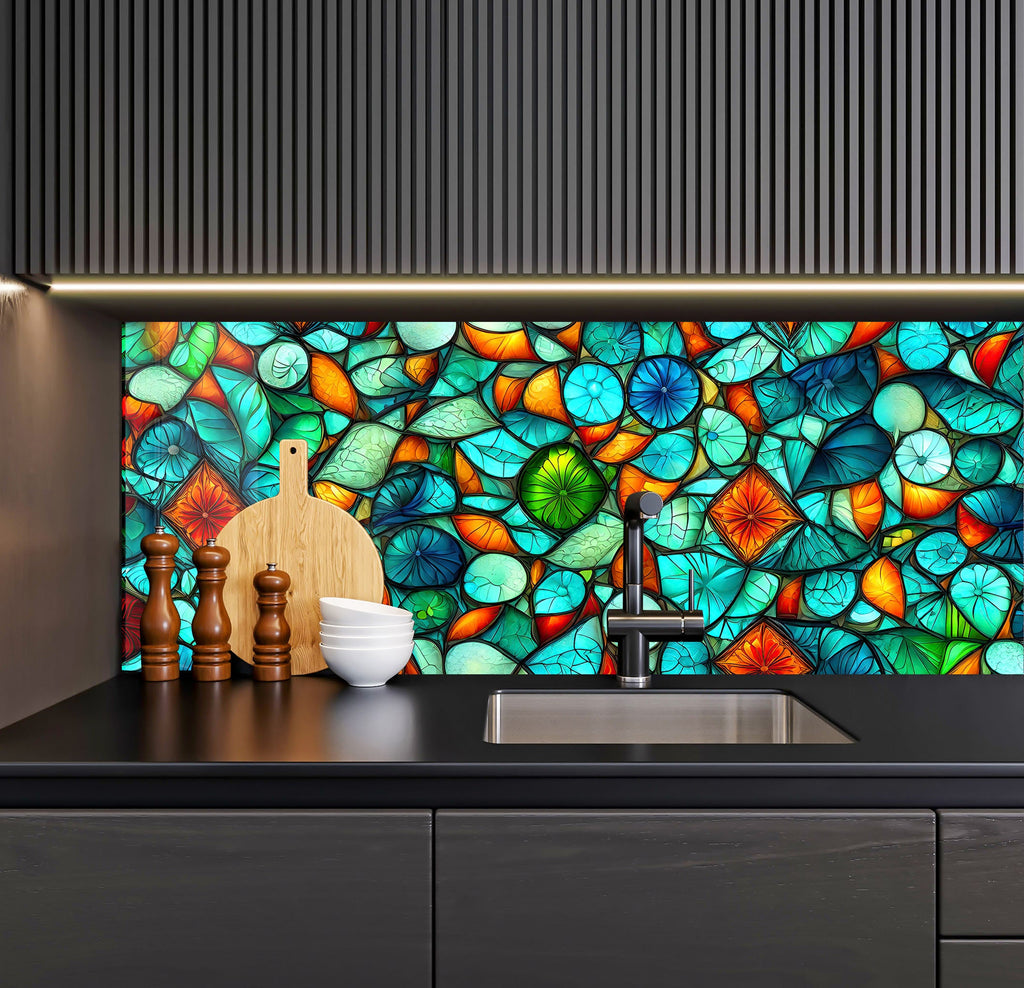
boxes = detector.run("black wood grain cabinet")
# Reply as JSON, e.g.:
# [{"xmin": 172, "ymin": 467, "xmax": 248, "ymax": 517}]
[
  {"xmin": 939, "ymin": 811, "xmax": 1024, "ymax": 936},
  {"xmin": 436, "ymin": 810, "xmax": 936, "ymax": 988},
  {"xmin": 0, "ymin": 810, "xmax": 432, "ymax": 988},
  {"xmin": 940, "ymin": 941, "xmax": 1024, "ymax": 988}
]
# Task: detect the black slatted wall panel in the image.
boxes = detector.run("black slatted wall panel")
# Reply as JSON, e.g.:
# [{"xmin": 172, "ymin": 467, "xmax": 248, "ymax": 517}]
[{"xmin": 9, "ymin": 0, "xmax": 1024, "ymax": 275}]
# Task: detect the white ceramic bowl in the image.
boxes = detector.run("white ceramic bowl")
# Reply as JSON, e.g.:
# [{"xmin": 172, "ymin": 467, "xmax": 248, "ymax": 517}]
[
  {"xmin": 320, "ymin": 630, "xmax": 414, "ymax": 648},
  {"xmin": 319, "ymin": 641, "xmax": 412, "ymax": 688},
  {"xmin": 320, "ymin": 596, "xmax": 414, "ymax": 626},
  {"xmin": 320, "ymin": 619, "xmax": 413, "ymax": 635}
]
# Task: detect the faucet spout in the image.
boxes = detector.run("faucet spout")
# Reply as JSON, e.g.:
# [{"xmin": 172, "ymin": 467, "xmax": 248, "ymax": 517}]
[
  {"xmin": 622, "ymin": 491, "xmax": 663, "ymax": 616},
  {"xmin": 609, "ymin": 491, "xmax": 705, "ymax": 687}
]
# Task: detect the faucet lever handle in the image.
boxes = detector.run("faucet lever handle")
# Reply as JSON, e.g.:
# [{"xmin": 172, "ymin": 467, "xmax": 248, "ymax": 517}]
[{"xmin": 689, "ymin": 570, "xmax": 695, "ymax": 611}]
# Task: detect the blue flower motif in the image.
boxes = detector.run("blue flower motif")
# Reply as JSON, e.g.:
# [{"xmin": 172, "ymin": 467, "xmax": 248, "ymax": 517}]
[
  {"xmin": 627, "ymin": 357, "xmax": 700, "ymax": 429},
  {"xmin": 383, "ymin": 524, "xmax": 466, "ymax": 587},
  {"xmin": 134, "ymin": 420, "xmax": 201, "ymax": 483},
  {"xmin": 581, "ymin": 322, "xmax": 642, "ymax": 363},
  {"xmin": 895, "ymin": 430, "xmax": 952, "ymax": 485},
  {"xmin": 954, "ymin": 438, "xmax": 1003, "ymax": 485},
  {"xmin": 914, "ymin": 531, "xmax": 967, "ymax": 576},
  {"xmin": 563, "ymin": 363, "xmax": 624, "ymax": 425},
  {"xmin": 790, "ymin": 351, "xmax": 877, "ymax": 421}
]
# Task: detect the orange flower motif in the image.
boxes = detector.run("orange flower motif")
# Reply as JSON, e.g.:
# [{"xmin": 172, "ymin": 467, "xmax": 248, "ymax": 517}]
[
  {"xmin": 716, "ymin": 622, "xmax": 812, "ymax": 675},
  {"xmin": 708, "ymin": 466, "xmax": 801, "ymax": 563},
  {"xmin": 164, "ymin": 461, "xmax": 245, "ymax": 548}
]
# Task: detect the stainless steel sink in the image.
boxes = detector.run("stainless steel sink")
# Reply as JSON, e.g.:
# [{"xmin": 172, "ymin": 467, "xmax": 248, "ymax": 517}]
[{"xmin": 484, "ymin": 690, "xmax": 854, "ymax": 744}]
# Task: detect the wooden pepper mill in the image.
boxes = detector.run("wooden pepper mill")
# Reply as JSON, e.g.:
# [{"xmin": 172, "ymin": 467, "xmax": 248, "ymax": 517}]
[
  {"xmin": 140, "ymin": 524, "xmax": 181, "ymax": 682},
  {"xmin": 191, "ymin": 538, "xmax": 232, "ymax": 681},
  {"xmin": 252, "ymin": 563, "xmax": 291, "ymax": 681}
]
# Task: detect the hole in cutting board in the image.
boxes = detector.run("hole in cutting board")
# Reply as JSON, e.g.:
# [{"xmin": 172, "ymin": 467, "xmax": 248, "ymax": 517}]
[{"xmin": 290, "ymin": 446, "xmax": 297, "ymax": 454}]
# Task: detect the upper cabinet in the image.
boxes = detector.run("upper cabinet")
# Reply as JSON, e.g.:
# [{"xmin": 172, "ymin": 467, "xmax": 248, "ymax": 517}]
[{"xmin": 3, "ymin": 0, "xmax": 1023, "ymax": 277}]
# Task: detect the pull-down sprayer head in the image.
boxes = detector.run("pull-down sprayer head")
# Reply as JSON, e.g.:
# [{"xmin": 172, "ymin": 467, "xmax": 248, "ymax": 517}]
[{"xmin": 623, "ymin": 490, "xmax": 664, "ymax": 523}]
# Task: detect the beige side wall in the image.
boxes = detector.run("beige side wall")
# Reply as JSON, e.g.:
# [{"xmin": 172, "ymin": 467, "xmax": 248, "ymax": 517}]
[{"xmin": 0, "ymin": 284, "xmax": 121, "ymax": 727}]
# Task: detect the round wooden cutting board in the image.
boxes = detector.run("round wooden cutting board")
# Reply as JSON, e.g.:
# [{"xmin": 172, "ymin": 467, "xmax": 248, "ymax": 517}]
[{"xmin": 216, "ymin": 439, "xmax": 385, "ymax": 674}]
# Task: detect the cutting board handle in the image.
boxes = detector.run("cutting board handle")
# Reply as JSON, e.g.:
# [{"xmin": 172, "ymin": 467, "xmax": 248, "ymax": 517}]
[{"xmin": 278, "ymin": 439, "xmax": 310, "ymax": 501}]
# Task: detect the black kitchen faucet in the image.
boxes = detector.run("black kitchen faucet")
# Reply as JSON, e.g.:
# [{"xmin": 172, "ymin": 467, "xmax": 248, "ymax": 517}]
[{"xmin": 606, "ymin": 491, "xmax": 705, "ymax": 688}]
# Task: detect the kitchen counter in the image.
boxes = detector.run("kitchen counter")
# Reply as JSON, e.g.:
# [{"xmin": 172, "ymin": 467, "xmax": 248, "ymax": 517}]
[{"xmin": 0, "ymin": 672, "xmax": 1022, "ymax": 807}]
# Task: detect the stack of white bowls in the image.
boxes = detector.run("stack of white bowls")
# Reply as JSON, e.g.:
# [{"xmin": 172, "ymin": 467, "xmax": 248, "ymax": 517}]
[{"xmin": 319, "ymin": 597, "xmax": 415, "ymax": 687}]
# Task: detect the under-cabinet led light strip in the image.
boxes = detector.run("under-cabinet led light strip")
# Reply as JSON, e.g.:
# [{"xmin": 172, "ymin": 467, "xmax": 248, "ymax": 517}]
[{"xmin": 47, "ymin": 277, "xmax": 1024, "ymax": 295}]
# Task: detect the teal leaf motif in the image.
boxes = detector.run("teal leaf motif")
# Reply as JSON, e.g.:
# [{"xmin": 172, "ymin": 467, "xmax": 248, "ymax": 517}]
[
  {"xmin": 545, "ymin": 513, "xmax": 622, "ymax": 569},
  {"xmin": 177, "ymin": 399, "xmax": 244, "ymax": 483},
  {"xmin": 445, "ymin": 641, "xmax": 518, "ymax": 674},
  {"xmin": 526, "ymin": 617, "xmax": 605, "ymax": 674},
  {"xmin": 460, "ymin": 428, "xmax": 534, "ymax": 479},
  {"xmin": 168, "ymin": 321, "xmax": 218, "ymax": 380},
  {"xmin": 221, "ymin": 321, "xmax": 280, "ymax": 346},
  {"xmin": 408, "ymin": 397, "xmax": 498, "ymax": 438},
  {"xmin": 127, "ymin": 365, "xmax": 191, "ymax": 411},
  {"xmin": 210, "ymin": 366, "xmax": 273, "ymax": 464},
  {"xmin": 316, "ymin": 422, "xmax": 402, "ymax": 491},
  {"xmin": 701, "ymin": 334, "xmax": 781, "ymax": 383},
  {"xmin": 122, "ymin": 322, "xmax": 156, "ymax": 369},
  {"xmin": 916, "ymin": 374, "xmax": 1023, "ymax": 436},
  {"xmin": 660, "ymin": 552, "xmax": 745, "ymax": 626}
]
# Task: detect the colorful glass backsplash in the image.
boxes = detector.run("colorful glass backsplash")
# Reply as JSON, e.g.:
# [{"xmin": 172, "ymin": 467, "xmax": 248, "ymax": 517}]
[{"xmin": 122, "ymin": 320, "xmax": 1024, "ymax": 676}]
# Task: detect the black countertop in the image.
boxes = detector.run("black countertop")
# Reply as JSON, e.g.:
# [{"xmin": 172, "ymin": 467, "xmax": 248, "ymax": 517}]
[{"xmin": 0, "ymin": 673, "xmax": 1021, "ymax": 808}]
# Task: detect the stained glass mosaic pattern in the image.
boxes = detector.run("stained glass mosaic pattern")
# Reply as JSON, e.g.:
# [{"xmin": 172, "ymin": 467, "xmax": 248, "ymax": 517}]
[{"xmin": 122, "ymin": 320, "xmax": 1024, "ymax": 676}]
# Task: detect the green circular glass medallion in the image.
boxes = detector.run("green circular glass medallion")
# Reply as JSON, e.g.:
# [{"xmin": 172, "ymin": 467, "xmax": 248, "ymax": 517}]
[{"xmin": 519, "ymin": 443, "xmax": 607, "ymax": 531}]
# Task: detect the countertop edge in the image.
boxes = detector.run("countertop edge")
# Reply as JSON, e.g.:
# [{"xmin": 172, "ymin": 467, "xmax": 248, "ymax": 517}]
[{"xmin": 1, "ymin": 760, "xmax": 1024, "ymax": 778}]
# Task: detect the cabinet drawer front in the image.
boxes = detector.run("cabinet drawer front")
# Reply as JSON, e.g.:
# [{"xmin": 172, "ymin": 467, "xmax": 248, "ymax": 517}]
[
  {"xmin": 941, "ymin": 941, "xmax": 1024, "ymax": 987},
  {"xmin": 0, "ymin": 811, "xmax": 432, "ymax": 988},
  {"xmin": 437, "ymin": 810, "xmax": 935, "ymax": 988},
  {"xmin": 940, "ymin": 812, "xmax": 1024, "ymax": 936}
]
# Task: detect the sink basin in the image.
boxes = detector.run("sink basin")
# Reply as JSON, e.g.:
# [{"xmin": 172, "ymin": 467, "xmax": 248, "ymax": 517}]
[{"xmin": 484, "ymin": 690, "xmax": 854, "ymax": 744}]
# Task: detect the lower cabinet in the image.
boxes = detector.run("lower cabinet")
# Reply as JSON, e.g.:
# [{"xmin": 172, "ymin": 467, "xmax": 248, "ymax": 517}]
[
  {"xmin": 12, "ymin": 806, "xmax": 1009, "ymax": 985},
  {"xmin": 940, "ymin": 941, "xmax": 1024, "ymax": 988},
  {"xmin": 435, "ymin": 810, "xmax": 936, "ymax": 988},
  {"xmin": 0, "ymin": 810, "xmax": 432, "ymax": 988},
  {"xmin": 939, "ymin": 812, "xmax": 1024, "ymax": 988},
  {"xmin": 939, "ymin": 812, "xmax": 1024, "ymax": 936}
]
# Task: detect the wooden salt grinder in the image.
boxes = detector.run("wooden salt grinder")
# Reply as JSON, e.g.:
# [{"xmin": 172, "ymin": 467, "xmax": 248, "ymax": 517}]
[
  {"xmin": 252, "ymin": 563, "xmax": 291, "ymax": 681},
  {"xmin": 140, "ymin": 525, "xmax": 181, "ymax": 681},
  {"xmin": 191, "ymin": 538, "xmax": 232, "ymax": 681}
]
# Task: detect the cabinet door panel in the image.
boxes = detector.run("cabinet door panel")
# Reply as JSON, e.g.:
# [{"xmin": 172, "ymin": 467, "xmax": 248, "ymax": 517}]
[
  {"xmin": 437, "ymin": 810, "xmax": 934, "ymax": 988},
  {"xmin": 941, "ymin": 941, "xmax": 1024, "ymax": 987},
  {"xmin": 0, "ymin": 811, "xmax": 431, "ymax": 988},
  {"xmin": 940, "ymin": 812, "xmax": 1024, "ymax": 936}
]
